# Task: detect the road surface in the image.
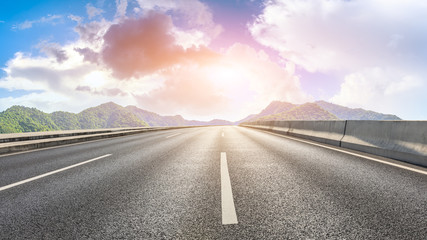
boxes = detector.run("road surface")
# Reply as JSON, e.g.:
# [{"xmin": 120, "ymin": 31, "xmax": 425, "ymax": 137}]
[{"xmin": 1, "ymin": 126, "xmax": 426, "ymax": 239}]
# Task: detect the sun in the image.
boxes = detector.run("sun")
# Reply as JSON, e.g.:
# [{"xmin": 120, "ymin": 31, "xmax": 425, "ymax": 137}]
[
  {"xmin": 206, "ymin": 64, "xmax": 244, "ymax": 89},
  {"xmin": 82, "ymin": 71, "xmax": 108, "ymax": 88}
]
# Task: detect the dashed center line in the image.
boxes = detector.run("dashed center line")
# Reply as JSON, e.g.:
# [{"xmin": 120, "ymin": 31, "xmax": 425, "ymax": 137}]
[
  {"xmin": 220, "ymin": 152, "xmax": 238, "ymax": 225},
  {"xmin": 0, "ymin": 154, "xmax": 112, "ymax": 192},
  {"xmin": 165, "ymin": 133, "xmax": 181, "ymax": 138},
  {"xmin": 222, "ymin": 132, "xmax": 224, "ymax": 137}
]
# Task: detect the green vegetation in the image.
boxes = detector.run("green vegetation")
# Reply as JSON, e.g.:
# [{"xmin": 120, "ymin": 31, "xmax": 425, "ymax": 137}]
[
  {"xmin": 258, "ymin": 103, "xmax": 339, "ymax": 121},
  {"xmin": 246, "ymin": 101, "xmax": 401, "ymax": 122},
  {"xmin": 0, "ymin": 106, "xmax": 60, "ymax": 133},
  {"xmin": 0, "ymin": 101, "xmax": 233, "ymax": 134},
  {"xmin": 0, "ymin": 100, "xmax": 401, "ymax": 134},
  {"xmin": 315, "ymin": 101, "xmax": 401, "ymax": 120},
  {"xmin": 50, "ymin": 111, "xmax": 81, "ymax": 130},
  {"xmin": 125, "ymin": 106, "xmax": 182, "ymax": 126},
  {"xmin": 0, "ymin": 102, "xmax": 148, "ymax": 134}
]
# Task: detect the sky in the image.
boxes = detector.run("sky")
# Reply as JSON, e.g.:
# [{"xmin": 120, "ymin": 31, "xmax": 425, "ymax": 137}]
[{"xmin": 0, "ymin": 0, "xmax": 426, "ymax": 121}]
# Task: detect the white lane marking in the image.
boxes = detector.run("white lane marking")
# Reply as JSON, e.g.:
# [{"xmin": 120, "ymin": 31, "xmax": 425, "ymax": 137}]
[
  {"xmin": 221, "ymin": 152, "xmax": 238, "ymax": 225},
  {"xmin": 0, "ymin": 154, "xmax": 112, "ymax": 192},
  {"xmin": 222, "ymin": 132, "xmax": 224, "ymax": 137},
  {"xmin": 256, "ymin": 129, "xmax": 427, "ymax": 175},
  {"xmin": 166, "ymin": 133, "xmax": 181, "ymax": 138}
]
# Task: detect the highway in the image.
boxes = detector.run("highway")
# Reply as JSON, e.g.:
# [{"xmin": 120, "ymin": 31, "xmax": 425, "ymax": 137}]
[{"xmin": 0, "ymin": 126, "xmax": 426, "ymax": 239}]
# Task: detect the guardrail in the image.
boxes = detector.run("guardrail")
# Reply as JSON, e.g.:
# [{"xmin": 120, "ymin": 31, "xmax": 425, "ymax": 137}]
[
  {"xmin": 0, "ymin": 126, "xmax": 198, "ymax": 155},
  {"xmin": 241, "ymin": 120, "xmax": 427, "ymax": 167}
]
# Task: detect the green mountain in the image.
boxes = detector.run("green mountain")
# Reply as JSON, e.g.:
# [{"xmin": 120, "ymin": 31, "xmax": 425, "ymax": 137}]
[
  {"xmin": 125, "ymin": 106, "xmax": 188, "ymax": 126},
  {"xmin": 257, "ymin": 103, "xmax": 339, "ymax": 121},
  {"xmin": 257, "ymin": 101, "xmax": 296, "ymax": 119},
  {"xmin": 0, "ymin": 102, "xmax": 233, "ymax": 133},
  {"xmin": 0, "ymin": 100, "xmax": 402, "ymax": 134},
  {"xmin": 78, "ymin": 102, "xmax": 148, "ymax": 129},
  {"xmin": 315, "ymin": 101, "xmax": 401, "ymax": 120},
  {"xmin": 0, "ymin": 102, "xmax": 149, "ymax": 133},
  {"xmin": 126, "ymin": 105, "xmax": 234, "ymax": 127},
  {"xmin": 50, "ymin": 111, "xmax": 81, "ymax": 130},
  {"xmin": 0, "ymin": 106, "xmax": 60, "ymax": 133},
  {"xmin": 242, "ymin": 101, "xmax": 401, "ymax": 122}
]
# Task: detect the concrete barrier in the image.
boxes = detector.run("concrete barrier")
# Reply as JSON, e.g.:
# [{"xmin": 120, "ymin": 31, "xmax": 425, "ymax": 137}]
[
  {"xmin": 341, "ymin": 121, "xmax": 427, "ymax": 167},
  {"xmin": 0, "ymin": 126, "xmax": 202, "ymax": 155},
  {"xmin": 0, "ymin": 127, "xmax": 151, "ymax": 144},
  {"xmin": 287, "ymin": 121, "xmax": 346, "ymax": 146},
  {"xmin": 241, "ymin": 120, "xmax": 427, "ymax": 167},
  {"xmin": 243, "ymin": 121, "xmax": 346, "ymax": 146}
]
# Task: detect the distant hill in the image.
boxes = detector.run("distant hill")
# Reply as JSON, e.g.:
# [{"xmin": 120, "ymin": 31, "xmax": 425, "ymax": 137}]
[
  {"xmin": 126, "ymin": 106, "xmax": 187, "ymax": 126},
  {"xmin": 50, "ymin": 111, "xmax": 81, "ymax": 130},
  {"xmin": 0, "ymin": 100, "xmax": 401, "ymax": 133},
  {"xmin": 78, "ymin": 102, "xmax": 148, "ymax": 129},
  {"xmin": 315, "ymin": 101, "xmax": 401, "ymax": 120},
  {"xmin": 125, "ymin": 105, "xmax": 233, "ymax": 127},
  {"xmin": 0, "ymin": 102, "xmax": 149, "ymax": 133},
  {"xmin": 0, "ymin": 102, "xmax": 232, "ymax": 133},
  {"xmin": 257, "ymin": 103, "xmax": 339, "ymax": 121},
  {"xmin": 234, "ymin": 114, "xmax": 257, "ymax": 125},
  {"xmin": 241, "ymin": 101, "xmax": 401, "ymax": 122},
  {"xmin": 0, "ymin": 106, "xmax": 60, "ymax": 133},
  {"xmin": 257, "ymin": 101, "xmax": 295, "ymax": 119}
]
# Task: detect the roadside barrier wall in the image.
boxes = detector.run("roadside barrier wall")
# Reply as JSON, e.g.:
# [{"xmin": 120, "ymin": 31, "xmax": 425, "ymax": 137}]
[
  {"xmin": 241, "ymin": 120, "xmax": 427, "ymax": 167},
  {"xmin": 0, "ymin": 126, "xmax": 202, "ymax": 155}
]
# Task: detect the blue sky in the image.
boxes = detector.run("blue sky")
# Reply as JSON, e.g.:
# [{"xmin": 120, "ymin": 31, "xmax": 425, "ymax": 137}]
[{"xmin": 1, "ymin": 0, "xmax": 426, "ymax": 120}]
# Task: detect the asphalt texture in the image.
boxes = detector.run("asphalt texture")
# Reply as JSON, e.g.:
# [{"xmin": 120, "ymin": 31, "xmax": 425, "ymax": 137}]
[{"xmin": 0, "ymin": 126, "xmax": 426, "ymax": 239}]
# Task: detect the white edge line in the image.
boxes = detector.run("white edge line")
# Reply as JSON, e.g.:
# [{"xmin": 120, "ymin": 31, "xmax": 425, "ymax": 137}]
[
  {"xmin": 253, "ymin": 129, "xmax": 427, "ymax": 175},
  {"xmin": 221, "ymin": 152, "xmax": 238, "ymax": 225},
  {"xmin": 0, "ymin": 154, "xmax": 112, "ymax": 192},
  {"xmin": 166, "ymin": 133, "xmax": 181, "ymax": 138}
]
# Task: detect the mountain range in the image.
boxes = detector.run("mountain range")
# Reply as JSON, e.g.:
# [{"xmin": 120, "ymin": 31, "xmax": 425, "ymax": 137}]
[
  {"xmin": 241, "ymin": 100, "xmax": 400, "ymax": 122},
  {"xmin": 0, "ymin": 101, "xmax": 401, "ymax": 133}
]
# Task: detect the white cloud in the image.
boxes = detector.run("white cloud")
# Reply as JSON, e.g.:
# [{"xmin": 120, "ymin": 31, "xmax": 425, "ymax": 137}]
[
  {"xmin": 12, "ymin": 15, "xmax": 62, "ymax": 30},
  {"xmin": 250, "ymin": 0, "xmax": 427, "ymax": 119},
  {"xmin": 86, "ymin": 3, "xmax": 104, "ymax": 19},
  {"xmin": 330, "ymin": 67, "xmax": 425, "ymax": 119},
  {"xmin": 250, "ymin": 0, "xmax": 427, "ymax": 73},
  {"xmin": 1, "ymin": 2, "xmax": 309, "ymax": 121},
  {"xmin": 135, "ymin": 43, "xmax": 310, "ymax": 120},
  {"xmin": 115, "ymin": 0, "xmax": 128, "ymax": 19},
  {"xmin": 0, "ymin": 40, "xmax": 141, "ymax": 114},
  {"xmin": 136, "ymin": 0, "xmax": 223, "ymax": 46},
  {"xmin": 37, "ymin": 41, "xmax": 69, "ymax": 63},
  {"xmin": 68, "ymin": 15, "xmax": 83, "ymax": 24}
]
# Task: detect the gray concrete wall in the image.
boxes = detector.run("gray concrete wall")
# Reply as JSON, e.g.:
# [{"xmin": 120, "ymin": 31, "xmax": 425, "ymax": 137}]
[
  {"xmin": 287, "ymin": 121, "xmax": 346, "ymax": 146},
  {"xmin": 242, "ymin": 120, "xmax": 427, "ymax": 167},
  {"xmin": 341, "ymin": 121, "xmax": 427, "ymax": 167},
  {"xmin": 243, "ymin": 121, "xmax": 346, "ymax": 146},
  {"xmin": 0, "ymin": 126, "xmax": 203, "ymax": 155}
]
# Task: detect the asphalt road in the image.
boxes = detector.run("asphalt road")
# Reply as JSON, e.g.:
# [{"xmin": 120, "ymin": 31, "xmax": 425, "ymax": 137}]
[{"xmin": 0, "ymin": 126, "xmax": 426, "ymax": 239}]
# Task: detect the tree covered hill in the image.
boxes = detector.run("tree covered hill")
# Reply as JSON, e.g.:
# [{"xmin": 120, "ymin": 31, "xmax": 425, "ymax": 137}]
[
  {"xmin": 125, "ymin": 105, "xmax": 234, "ymax": 127},
  {"xmin": 315, "ymin": 101, "xmax": 401, "ymax": 120},
  {"xmin": 0, "ymin": 102, "xmax": 232, "ymax": 134},
  {"xmin": 125, "ymin": 106, "xmax": 188, "ymax": 127},
  {"xmin": 257, "ymin": 103, "xmax": 339, "ymax": 121},
  {"xmin": 0, "ymin": 102, "xmax": 149, "ymax": 133},
  {"xmin": 242, "ymin": 101, "xmax": 401, "ymax": 122},
  {"xmin": 0, "ymin": 100, "xmax": 402, "ymax": 133},
  {"xmin": 0, "ymin": 106, "xmax": 60, "ymax": 133},
  {"xmin": 78, "ymin": 102, "xmax": 148, "ymax": 129}
]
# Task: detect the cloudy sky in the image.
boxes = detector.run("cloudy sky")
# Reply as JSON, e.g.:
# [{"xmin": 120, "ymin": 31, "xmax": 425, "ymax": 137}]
[{"xmin": 0, "ymin": 0, "xmax": 426, "ymax": 121}]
